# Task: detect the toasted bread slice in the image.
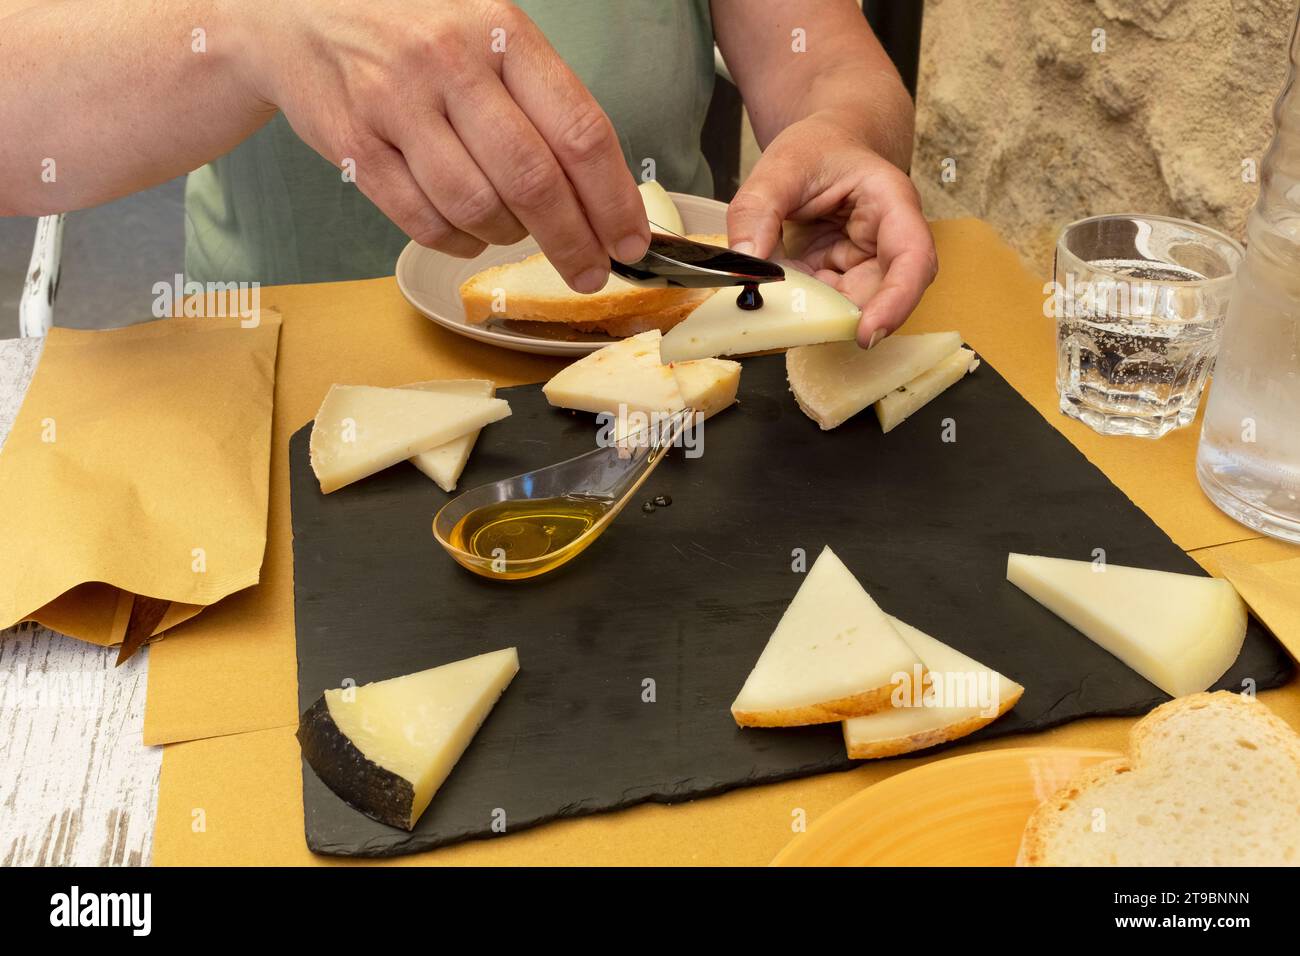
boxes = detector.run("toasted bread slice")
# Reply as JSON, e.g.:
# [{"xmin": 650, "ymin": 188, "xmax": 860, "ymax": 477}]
[
  {"xmin": 460, "ymin": 234, "xmax": 728, "ymax": 334},
  {"xmin": 1020, "ymin": 692, "xmax": 1300, "ymax": 866}
]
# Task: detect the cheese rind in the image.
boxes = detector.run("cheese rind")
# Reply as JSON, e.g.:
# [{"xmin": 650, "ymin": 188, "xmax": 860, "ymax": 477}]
[
  {"xmin": 842, "ymin": 616, "xmax": 1024, "ymax": 759},
  {"xmin": 787, "ymin": 332, "xmax": 964, "ymax": 430},
  {"xmin": 731, "ymin": 546, "xmax": 923, "ymax": 727},
  {"xmin": 659, "ymin": 270, "xmax": 862, "ymax": 363},
  {"xmin": 543, "ymin": 329, "xmax": 685, "ymax": 415},
  {"xmin": 1006, "ymin": 553, "xmax": 1248, "ymax": 698},
  {"xmin": 670, "ymin": 358, "xmax": 741, "ymax": 419},
  {"xmin": 309, "ymin": 385, "xmax": 511, "ymax": 494},
  {"xmin": 874, "ymin": 347, "xmax": 979, "ymax": 433},
  {"xmin": 402, "ymin": 379, "xmax": 497, "ymax": 492},
  {"xmin": 297, "ymin": 648, "xmax": 520, "ymax": 831},
  {"xmin": 638, "ymin": 180, "xmax": 685, "ymax": 235}
]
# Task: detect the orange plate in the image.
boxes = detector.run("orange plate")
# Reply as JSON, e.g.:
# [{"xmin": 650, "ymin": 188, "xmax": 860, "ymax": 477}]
[{"xmin": 771, "ymin": 747, "xmax": 1121, "ymax": 867}]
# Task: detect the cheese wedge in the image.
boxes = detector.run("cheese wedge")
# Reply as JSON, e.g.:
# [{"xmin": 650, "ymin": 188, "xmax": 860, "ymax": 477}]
[
  {"xmin": 543, "ymin": 329, "xmax": 685, "ymax": 415},
  {"xmin": 639, "ymin": 179, "xmax": 685, "ymax": 235},
  {"xmin": 875, "ymin": 347, "xmax": 980, "ymax": 433},
  {"xmin": 842, "ymin": 616, "xmax": 1024, "ymax": 759},
  {"xmin": 297, "ymin": 648, "xmax": 520, "ymax": 831},
  {"xmin": 659, "ymin": 270, "xmax": 862, "ymax": 363},
  {"xmin": 309, "ymin": 385, "xmax": 511, "ymax": 494},
  {"xmin": 1007, "ymin": 553, "xmax": 1248, "ymax": 698},
  {"xmin": 401, "ymin": 379, "xmax": 496, "ymax": 492},
  {"xmin": 787, "ymin": 332, "xmax": 964, "ymax": 430},
  {"xmin": 731, "ymin": 546, "xmax": 924, "ymax": 727},
  {"xmin": 670, "ymin": 358, "xmax": 741, "ymax": 419}
]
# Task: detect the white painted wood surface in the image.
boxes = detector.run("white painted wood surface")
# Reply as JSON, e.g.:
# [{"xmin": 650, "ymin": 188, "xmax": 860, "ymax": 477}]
[{"xmin": 0, "ymin": 336, "xmax": 157, "ymax": 866}]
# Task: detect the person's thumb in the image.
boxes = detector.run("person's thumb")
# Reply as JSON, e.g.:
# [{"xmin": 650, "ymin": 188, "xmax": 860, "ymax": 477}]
[{"xmin": 726, "ymin": 154, "xmax": 807, "ymax": 260}]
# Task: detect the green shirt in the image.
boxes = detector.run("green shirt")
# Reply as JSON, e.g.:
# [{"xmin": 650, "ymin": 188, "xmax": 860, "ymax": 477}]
[{"xmin": 185, "ymin": 0, "xmax": 715, "ymax": 286}]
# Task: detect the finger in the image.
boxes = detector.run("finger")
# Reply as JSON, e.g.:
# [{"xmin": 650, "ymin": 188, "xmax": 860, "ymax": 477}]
[
  {"xmin": 501, "ymin": 28, "xmax": 649, "ymax": 264},
  {"xmin": 393, "ymin": 111, "xmax": 526, "ymax": 246},
  {"xmin": 445, "ymin": 70, "xmax": 610, "ymax": 292},
  {"xmin": 800, "ymin": 234, "xmax": 874, "ymax": 274},
  {"xmin": 836, "ymin": 256, "xmax": 885, "ymax": 308},
  {"xmin": 353, "ymin": 138, "xmax": 486, "ymax": 257},
  {"xmin": 727, "ymin": 161, "xmax": 804, "ymax": 259},
  {"xmin": 856, "ymin": 243, "xmax": 937, "ymax": 346}
]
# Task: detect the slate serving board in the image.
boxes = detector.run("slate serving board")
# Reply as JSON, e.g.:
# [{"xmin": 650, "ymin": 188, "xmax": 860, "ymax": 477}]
[{"xmin": 289, "ymin": 353, "xmax": 1292, "ymax": 857}]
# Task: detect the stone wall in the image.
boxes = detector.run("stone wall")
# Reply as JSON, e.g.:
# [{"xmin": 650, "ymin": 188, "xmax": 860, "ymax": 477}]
[{"xmin": 912, "ymin": 0, "xmax": 1297, "ymax": 274}]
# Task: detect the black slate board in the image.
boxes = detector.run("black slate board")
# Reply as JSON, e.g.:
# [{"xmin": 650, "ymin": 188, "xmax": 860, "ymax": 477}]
[{"xmin": 289, "ymin": 353, "xmax": 1292, "ymax": 857}]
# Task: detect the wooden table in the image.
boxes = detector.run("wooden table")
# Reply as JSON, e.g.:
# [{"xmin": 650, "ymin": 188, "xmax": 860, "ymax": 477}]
[
  {"xmin": 0, "ymin": 337, "xmax": 158, "ymax": 866},
  {"xmin": 5, "ymin": 218, "xmax": 1297, "ymax": 866}
]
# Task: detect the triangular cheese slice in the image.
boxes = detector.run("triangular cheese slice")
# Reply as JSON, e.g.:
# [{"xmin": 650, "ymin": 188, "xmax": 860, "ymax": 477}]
[
  {"xmin": 787, "ymin": 332, "xmax": 964, "ymax": 430},
  {"xmin": 1007, "ymin": 553, "xmax": 1248, "ymax": 698},
  {"xmin": 842, "ymin": 616, "xmax": 1024, "ymax": 759},
  {"xmin": 875, "ymin": 347, "xmax": 979, "ymax": 433},
  {"xmin": 309, "ymin": 385, "xmax": 510, "ymax": 493},
  {"xmin": 731, "ymin": 546, "xmax": 923, "ymax": 726},
  {"xmin": 660, "ymin": 270, "xmax": 862, "ymax": 363},
  {"xmin": 297, "ymin": 648, "xmax": 520, "ymax": 831},
  {"xmin": 670, "ymin": 358, "xmax": 741, "ymax": 419},
  {"xmin": 543, "ymin": 329, "xmax": 684, "ymax": 415},
  {"xmin": 401, "ymin": 379, "xmax": 496, "ymax": 492}
]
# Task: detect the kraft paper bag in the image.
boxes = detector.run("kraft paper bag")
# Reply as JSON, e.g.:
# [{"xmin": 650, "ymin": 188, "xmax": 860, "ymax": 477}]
[{"xmin": 0, "ymin": 313, "xmax": 281, "ymax": 658}]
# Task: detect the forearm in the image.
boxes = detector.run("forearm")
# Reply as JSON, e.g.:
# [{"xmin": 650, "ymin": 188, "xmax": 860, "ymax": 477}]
[
  {"xmin": 713, "ymin": 0, "xmax": 914, "ymax": 170},
  {"xmin": 0, "ymin": 0, "xmax": 272, "ymax": 216}
]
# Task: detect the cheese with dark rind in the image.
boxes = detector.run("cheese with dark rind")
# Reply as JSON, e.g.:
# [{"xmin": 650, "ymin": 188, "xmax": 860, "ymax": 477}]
[
  {"xmin": 297, "ymin": 696, "xmax": 417, "ymax": 831},
  {"xmin": 296, "ymin": 648, "xmax": 519, "ymax": 830}
]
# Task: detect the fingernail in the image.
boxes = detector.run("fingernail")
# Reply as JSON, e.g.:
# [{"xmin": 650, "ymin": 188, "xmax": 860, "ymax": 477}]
[
  {"xmin": 732, "ymin": 240, "xmax": 756, "ymax": 256},
  {"xmin": 867, "ymin": 327, "xmax": 888, "ymax": 349},
  {"xmin": 614, "ymin": 233, "xmax": 649, "ymax": 264},
  {"xmin": 574, "ymin": 267, "xmax": 608, "ymax": 294}
]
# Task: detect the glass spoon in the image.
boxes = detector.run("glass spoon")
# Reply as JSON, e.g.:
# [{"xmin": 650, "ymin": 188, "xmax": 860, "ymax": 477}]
[{"xmin": 433, "ymin": 407, "xmax": 694, "ymax": 581}]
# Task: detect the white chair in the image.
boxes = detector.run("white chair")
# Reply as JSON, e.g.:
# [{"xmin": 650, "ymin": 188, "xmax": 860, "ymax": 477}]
[{"xmin": 19, "ymin": 213, "xmax": 63, "ymax": 338}]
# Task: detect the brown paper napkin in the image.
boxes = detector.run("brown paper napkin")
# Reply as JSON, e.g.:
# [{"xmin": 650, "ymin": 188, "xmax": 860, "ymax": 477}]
[
  {"xmin": 1217, "ymin": 556, "xmax": 1300, "ymax": 665},
  {"xmin": 0, "ymin": 314, "xmax": 282, "ymax": 656}
]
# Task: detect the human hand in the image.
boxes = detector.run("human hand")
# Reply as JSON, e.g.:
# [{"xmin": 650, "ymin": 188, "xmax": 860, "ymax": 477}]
[
  {"xmin": 726, "ymin": 111, "xmax": 937, "ymax": 346},
  {"xmin": 245, "ymin": 0, "xmax": 649, "ymax": 292}
]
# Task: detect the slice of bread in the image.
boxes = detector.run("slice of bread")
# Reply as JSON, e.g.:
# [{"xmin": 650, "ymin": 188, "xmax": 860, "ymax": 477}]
[
  {"xmin": 1020, "ymin": 692, "xmax": 1300, "ymax": 866},
  {"xmin": 460, "ymin": 234, "xmax": 728, "ymax": 336}
]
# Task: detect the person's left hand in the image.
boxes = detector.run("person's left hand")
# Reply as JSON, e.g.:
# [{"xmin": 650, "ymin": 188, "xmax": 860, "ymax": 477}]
[{"xmin": 726, "ymin": 111, "xmax": 938, "ymax": 348}]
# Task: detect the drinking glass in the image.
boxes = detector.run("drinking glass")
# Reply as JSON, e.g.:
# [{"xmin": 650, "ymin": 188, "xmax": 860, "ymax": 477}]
[{"xmin": 1052, "ymin": 214, "xmax": 1244, "ymax": 439}]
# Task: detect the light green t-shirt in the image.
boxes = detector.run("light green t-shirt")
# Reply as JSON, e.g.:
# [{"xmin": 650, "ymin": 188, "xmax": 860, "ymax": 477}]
[{"xmin": 185, "ymin": 1, "xmax": 715, "ymax": 285}]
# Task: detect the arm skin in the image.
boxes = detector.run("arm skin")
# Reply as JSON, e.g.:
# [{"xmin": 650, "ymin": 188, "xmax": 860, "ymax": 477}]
[
  {"xmin": 712, "ymin": 0, "xmax": 914, "ymax": 168},
  {"xmin": 0, "ymin": 0, "xmax": 649, "ymax": 292},
  {"xmin": 0, "ymin": 0, "xmax": 272, "ymax": 217},
  {"xmin": 712, "ymin": 0, "xmax": 937, "ymax": 342}
]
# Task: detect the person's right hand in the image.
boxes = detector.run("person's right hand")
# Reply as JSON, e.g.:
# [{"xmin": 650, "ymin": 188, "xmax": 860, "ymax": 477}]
[{"xmin": 244, "ymin": 0, "xmax": 649, "ymax": 292}]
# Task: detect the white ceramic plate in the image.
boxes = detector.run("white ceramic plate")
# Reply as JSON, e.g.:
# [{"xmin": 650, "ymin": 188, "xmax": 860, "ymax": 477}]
[{"xmin": 395, "ymin": 192, "xmax": 729, "ymax": 356}]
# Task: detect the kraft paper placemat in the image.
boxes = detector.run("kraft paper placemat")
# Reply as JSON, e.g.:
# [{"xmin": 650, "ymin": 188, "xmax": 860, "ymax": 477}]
[
  {"xmin": 1217, "ymin": 556, "xmax": 1300, "ymax": 664},
  {"xmin": 150, "ymin": 219, "xmax": 1297, "ymax": 864},
  {"xmin": 0, "ymin": 315, "xmax": 280, "ymax": 650}
]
